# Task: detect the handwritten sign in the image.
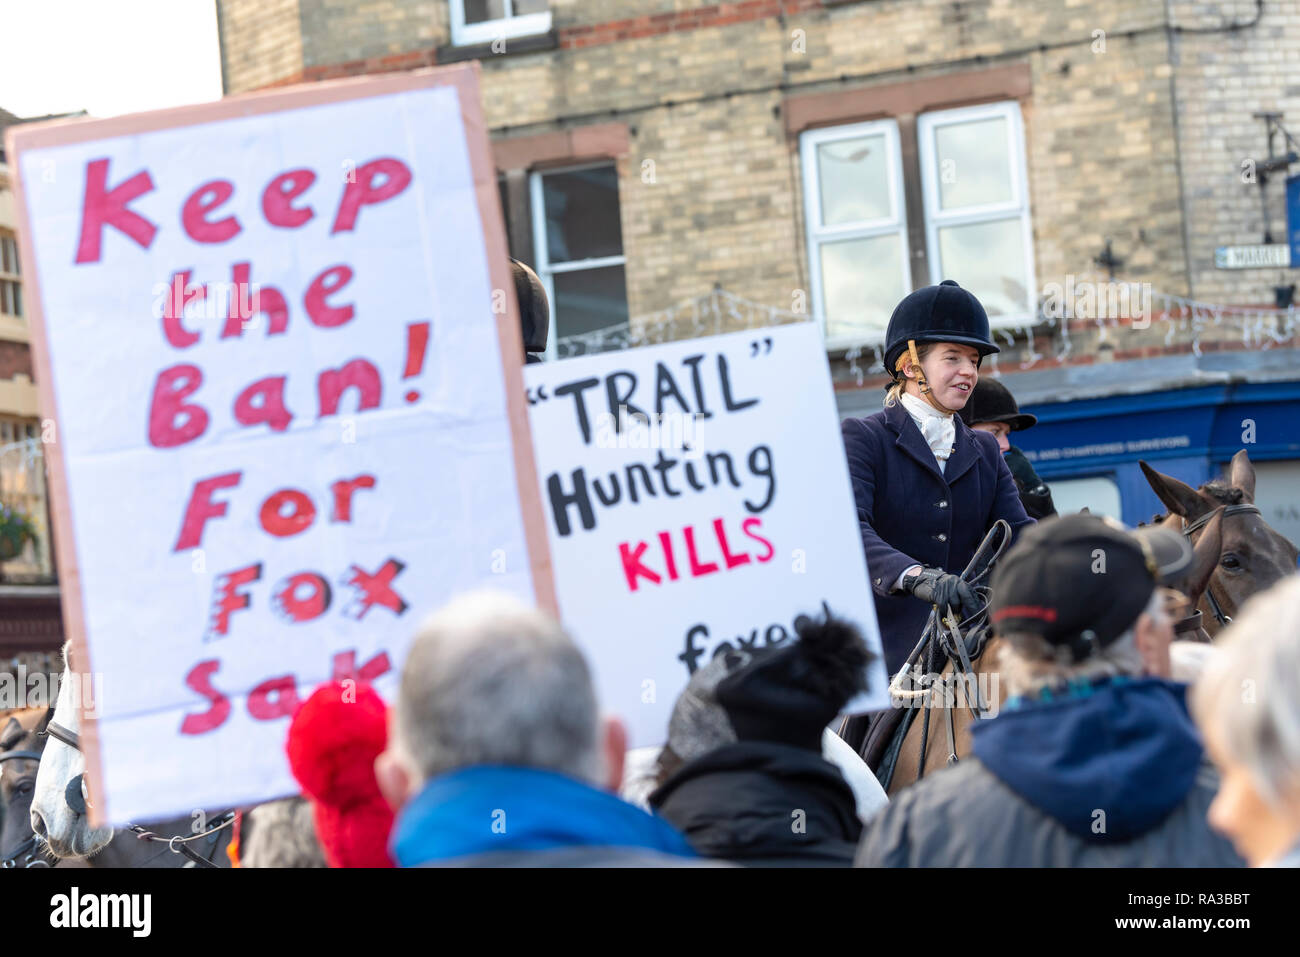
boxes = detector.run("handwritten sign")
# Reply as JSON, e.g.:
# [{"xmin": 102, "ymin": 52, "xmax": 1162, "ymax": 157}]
[
  {"xmin": 524, "ymin": 322, "xmax": 888, "ymax": 747},
  {"xmin": 6, "ymin": 67, "xmax": 553, "ymax": 824}
]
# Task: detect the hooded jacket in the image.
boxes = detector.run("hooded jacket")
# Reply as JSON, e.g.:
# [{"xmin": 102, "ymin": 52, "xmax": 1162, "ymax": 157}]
[
  {"xmin": 391, "ymin": 765, "xmax": 699, "ymax": 868},
  {"xmin": 650, "ymin": 741, "xmax": 862, "ymax": 866},
  {"xmin": 856, "ymin": 678, "xmax": 1243, "ymax": 867}
]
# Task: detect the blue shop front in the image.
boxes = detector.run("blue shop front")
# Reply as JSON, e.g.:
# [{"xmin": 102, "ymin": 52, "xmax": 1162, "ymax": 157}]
[{"xmin": 1015, "ymin": 381, "xmax": 1300, "ymax": 546}]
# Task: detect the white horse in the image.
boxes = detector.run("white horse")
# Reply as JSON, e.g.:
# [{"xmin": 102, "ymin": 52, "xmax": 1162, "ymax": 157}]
[{"xmin": 29, "ymin": 649, "xmax": 114, "ymax": 859}]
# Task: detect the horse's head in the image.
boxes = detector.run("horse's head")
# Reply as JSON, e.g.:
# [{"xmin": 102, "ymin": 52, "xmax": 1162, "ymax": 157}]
[
  {"xmin": 1141, "ymin": 451, "xmax": 1299, "ymax": 635},
  {"xmin": 0, "ymin": 707, "xmax": 56, "ymax": 866},
  {"xmin": 29, "ymin": 652, "xmax": 114, "ymax": 859}
]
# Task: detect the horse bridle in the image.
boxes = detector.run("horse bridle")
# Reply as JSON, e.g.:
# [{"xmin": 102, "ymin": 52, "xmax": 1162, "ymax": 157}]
[
  {"xmin": 1181, "ymin": 504, "xmax": 1261, "ymax": 628},
  {"xmin": 0, "ymin": 748, "xmax": 51, "ymax": 868},
  {"xmin": 885, "ymin": 520, "xmax": 1012, "ymax": 785},
  {"xmin": 36, "ymin": 720, "xmax": 235, "ymax": 868},
  {"xmin": 1173, "ymin": 609, "xmax": 1206, "ymax": 637}
]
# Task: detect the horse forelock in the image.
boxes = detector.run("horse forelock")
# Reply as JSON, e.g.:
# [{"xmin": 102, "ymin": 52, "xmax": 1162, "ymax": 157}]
[
  {"xmin": 1199, "ymin": 481, "xmax": 1245, "ymax": 506},
  {"xmin": 1148, "ymin": 482, "xmax": 1244, "ymax": 526}
]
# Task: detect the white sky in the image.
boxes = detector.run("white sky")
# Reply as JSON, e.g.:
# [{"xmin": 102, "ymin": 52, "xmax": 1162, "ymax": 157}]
[{"xmin": 0, "ymin": 0, "xmax": 223, "ymax": 119}]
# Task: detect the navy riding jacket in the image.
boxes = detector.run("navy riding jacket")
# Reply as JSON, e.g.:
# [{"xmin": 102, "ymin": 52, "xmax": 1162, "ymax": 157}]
[{"xmin": 842, "ymin": 400, "xmax": 1033, "ymax": 674}]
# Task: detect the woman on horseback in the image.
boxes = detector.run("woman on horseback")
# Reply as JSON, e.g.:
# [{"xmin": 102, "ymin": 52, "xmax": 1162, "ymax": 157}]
[{"xmin": 841, "ymin": 280, "xmax": 1034, "ymax": 674}]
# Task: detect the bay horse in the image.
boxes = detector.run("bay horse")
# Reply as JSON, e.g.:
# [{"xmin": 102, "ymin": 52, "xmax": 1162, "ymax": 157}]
[
  {"xmin": 29, "ymin": 647, "xmax": 233, "ymax": 866},
  {"xmin": 1140, "ymin": 450, "xmax": 1298, "ymax": 636}
]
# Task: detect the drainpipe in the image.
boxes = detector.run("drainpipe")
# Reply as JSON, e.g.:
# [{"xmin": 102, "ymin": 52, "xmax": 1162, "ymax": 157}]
[{"xmin": 1164, "ymin": 0, "xmax": 1196, "ymax": 300}]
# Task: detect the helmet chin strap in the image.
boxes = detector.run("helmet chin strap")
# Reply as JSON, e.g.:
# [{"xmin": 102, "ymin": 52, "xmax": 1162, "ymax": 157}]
[{"xmin": 901, "ymin": 339, "xmax": 960, "ymax": 416}]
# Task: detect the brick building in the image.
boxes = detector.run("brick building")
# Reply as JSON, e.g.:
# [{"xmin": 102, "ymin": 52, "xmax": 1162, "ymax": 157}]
[
  {"xmin": 0, "ymin": 107, "xmax": 66, "ymax": 664},
  {"xmin": 214, "ymin": 0, "xmax": 1300, "ymax": 540}
]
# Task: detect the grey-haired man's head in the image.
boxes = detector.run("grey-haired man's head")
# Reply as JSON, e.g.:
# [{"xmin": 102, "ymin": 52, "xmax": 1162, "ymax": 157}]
[{"xmin": 376, "ymin": 591, "xmax": 626, "ymax": 810}]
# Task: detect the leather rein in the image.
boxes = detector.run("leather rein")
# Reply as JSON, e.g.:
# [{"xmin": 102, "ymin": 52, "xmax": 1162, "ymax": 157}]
[
  {"xmin": 32, "ymin": 720, "xmax": 235, "ymax": 868},
  {"xmin": 886, "ymin": 519, "xmax": 1013, "ymax": 785}
]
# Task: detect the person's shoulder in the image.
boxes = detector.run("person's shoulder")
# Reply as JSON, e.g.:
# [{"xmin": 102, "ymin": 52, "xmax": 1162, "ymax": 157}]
[
  {"xmin": 842, "ymin": 409, "xmax": 892, "ymax": 448},
  {"xmin": 856, "ymin": 759, "xmax": 1003, "ymax": 865},
  {"xmin": 843, "ymin": 408, "xmax": 889, "ymax": 430},
  {"xmin": 1147, "ymin": 766, "xmax": 1245, "ymax": 866},
  {"xmin": 864, "ymin": 757, "xmax": 1106, "ymax": 867},
  {"xmin": 894, "ymin": 757, "xmax": 1001, "ymax": 812},
  {"xmin": 878, "ymin": 758, "xmax": 1015, "ymax": 832}
]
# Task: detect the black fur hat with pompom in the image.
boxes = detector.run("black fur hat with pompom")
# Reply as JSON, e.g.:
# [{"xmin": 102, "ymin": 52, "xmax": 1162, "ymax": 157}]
[{"xmin": 710, "ymin": 609, "xmax": 874, "ymax": 753}]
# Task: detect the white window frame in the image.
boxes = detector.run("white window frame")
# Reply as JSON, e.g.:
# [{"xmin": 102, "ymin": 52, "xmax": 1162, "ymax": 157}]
[
  {"xmin": 450, "ymin": 0, "xmax": 551, "ymax": 47},
  {"xmin": 0, "ymin": 232, "xmax": 21, "ymax": 318},
  {"xmin": 918, "ymin": 101, "xmax": 1036, "ymax": 327},
  {"xmin": 0, "ymin": 420, "xmax": 51, "ymax": 579},
  {"xmin": 529, "ymin": 160, "xmax": 626, "ymax": 360},
  {"xmin": 799, "ymin": 119, "xmax": 911, "ymax": 351}
]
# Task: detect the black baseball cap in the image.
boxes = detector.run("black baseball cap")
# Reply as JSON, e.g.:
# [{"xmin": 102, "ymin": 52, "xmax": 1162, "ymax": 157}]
[{"xmin": 988, "ymin": 514, "xmax": 1192, "ymax": 661}]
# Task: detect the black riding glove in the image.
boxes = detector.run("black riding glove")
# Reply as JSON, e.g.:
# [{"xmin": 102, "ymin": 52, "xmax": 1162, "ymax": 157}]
[{"xmin": 903, "ymin": 567, "xmax": 980, "ymax": 621}]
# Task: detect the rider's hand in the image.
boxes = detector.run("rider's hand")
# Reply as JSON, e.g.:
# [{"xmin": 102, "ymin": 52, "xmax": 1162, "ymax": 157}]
[{"xmin": 903, "ymin": 567, "xmax": 979, "ymax": 621}]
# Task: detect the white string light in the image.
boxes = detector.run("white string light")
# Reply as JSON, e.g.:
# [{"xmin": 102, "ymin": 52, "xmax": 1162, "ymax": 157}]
[{"xmin": 553, "ymin": 288, "xmax": 1300, "ymax": 374}]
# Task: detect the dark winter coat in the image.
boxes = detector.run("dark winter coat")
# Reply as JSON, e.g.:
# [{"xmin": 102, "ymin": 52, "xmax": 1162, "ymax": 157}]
[
  {"xmin": 841, "ymin": 401, "xmax": 1033, "ymax": 673},
  {"xmin": 649, "ymin": 741, "xmax": 862, "ymax": 867},
  {"xmin": 855, "ymin": 678, "xmax": 1244, "ymax": 867}
]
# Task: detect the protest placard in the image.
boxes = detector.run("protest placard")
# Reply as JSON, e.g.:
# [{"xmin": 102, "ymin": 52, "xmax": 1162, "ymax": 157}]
[
  {"xmin": 6, "ymin": 65, "xmax": 553, "ymax": 824},
  {"xmin": 524, "ymin": 321, "xmax": 888, "ymax": 747}
]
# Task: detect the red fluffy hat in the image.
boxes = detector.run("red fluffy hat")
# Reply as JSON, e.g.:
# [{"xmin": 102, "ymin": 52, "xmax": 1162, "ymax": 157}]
[{"xmin": 286, "ymin": 680, "xmax": 395, "ymax": 868}]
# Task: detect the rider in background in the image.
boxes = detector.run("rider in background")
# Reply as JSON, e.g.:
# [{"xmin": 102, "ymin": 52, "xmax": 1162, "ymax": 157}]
[
  {"xmin": 841, "ymin": 280, "xmax": 1033, "ymax": 675},
  {"xmin": 958, "ymin": 377, "xmax": 1058, "ymax": 520}
]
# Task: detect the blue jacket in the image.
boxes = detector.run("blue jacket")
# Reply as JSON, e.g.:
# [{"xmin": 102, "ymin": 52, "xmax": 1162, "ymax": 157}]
[
  {"xmin": 841, "ymin": 400, "xmax": 1032, "ymax": 673},
  {"xmin": 390, "ymin": 765, "xmax": 697, "ymax": 867}
]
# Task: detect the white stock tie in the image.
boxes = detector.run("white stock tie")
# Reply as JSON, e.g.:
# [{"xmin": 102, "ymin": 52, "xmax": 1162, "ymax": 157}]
[{"xmin": 900, "ymin": 393, "xmax": 955, "ymax": 474}]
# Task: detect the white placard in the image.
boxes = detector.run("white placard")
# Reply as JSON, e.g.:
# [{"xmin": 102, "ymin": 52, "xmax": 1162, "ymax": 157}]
[
  {"xmin": 525, "ymin": 322, "xmax": 888, "ymax": 748},
  {"xmin": 8, "ymin": 69, "xmax": 551, "ymax": 824}
]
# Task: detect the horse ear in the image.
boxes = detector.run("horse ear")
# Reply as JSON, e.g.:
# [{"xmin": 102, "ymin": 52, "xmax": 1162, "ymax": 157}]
[
  {"xmin": 1228, "ymin": 449, "xmax": 1256, "ymax": 503},
  {"xmin": 0, "ymin": 716, "xmax": 24, "ymax": 750},
  {"xmin": 1139, "ymin": 460, "xmax": 1207, "ymax": 519},
  {"xmin": 1180, "ymin": 507, "xmax": 1224, "ymax": 608},
  {"xmin": 1078, "ymin": 507, "xmax": 1090, "ymax": 514}
]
